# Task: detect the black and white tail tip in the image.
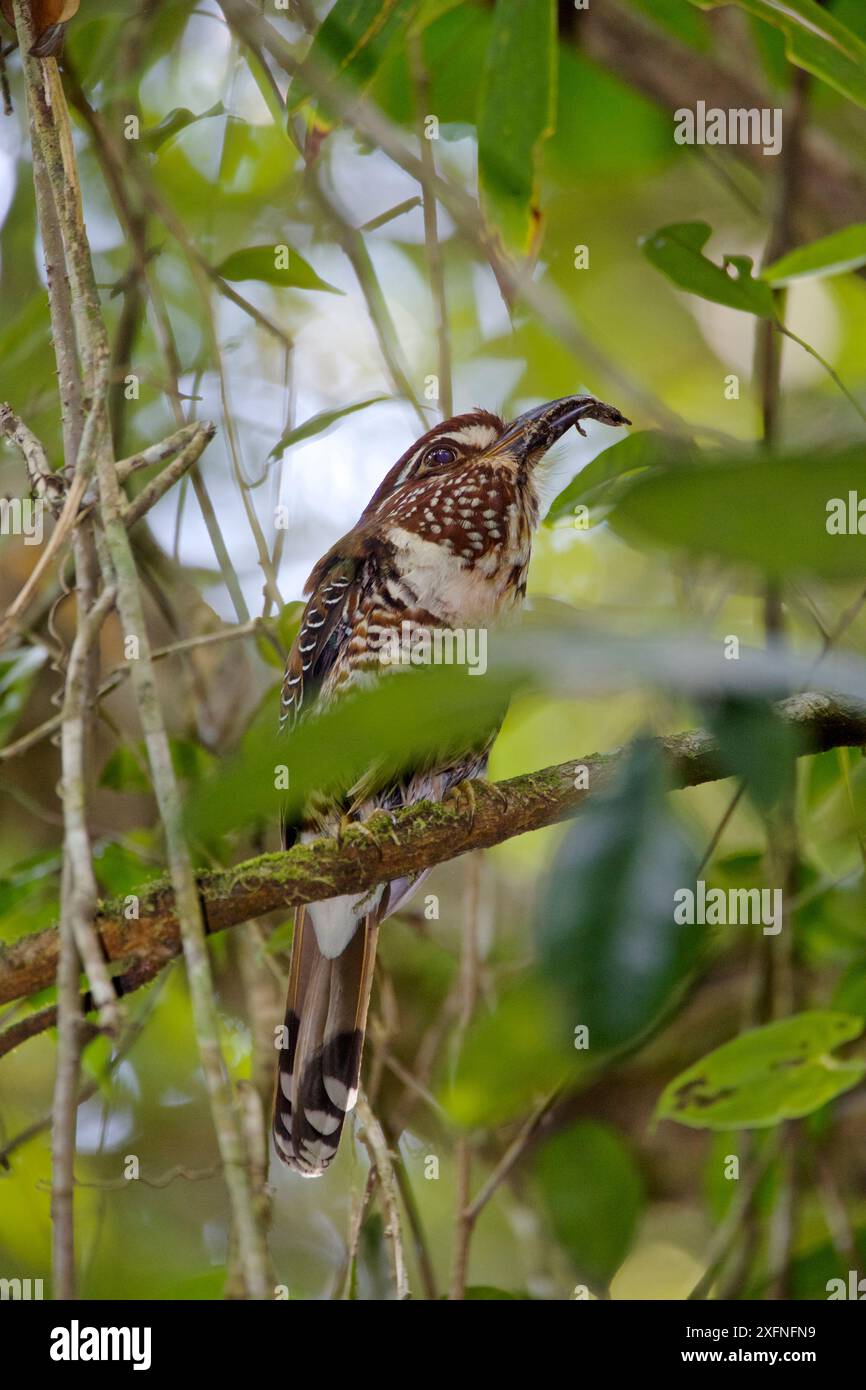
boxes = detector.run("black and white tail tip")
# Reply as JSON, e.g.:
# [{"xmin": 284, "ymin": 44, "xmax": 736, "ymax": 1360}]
[{"xmin": 273, "ymin": 1014, "xmax": 363, "ymax": 1177}]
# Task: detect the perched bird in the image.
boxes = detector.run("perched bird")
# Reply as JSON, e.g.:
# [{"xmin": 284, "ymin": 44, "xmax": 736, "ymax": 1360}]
[
  {"xmin": 274, "ymin": 394, "xmax": 630, "ymax": 1175},
  {"xmin": 0, "ymin": 0, "xmax": 79, "ymax": 56}
]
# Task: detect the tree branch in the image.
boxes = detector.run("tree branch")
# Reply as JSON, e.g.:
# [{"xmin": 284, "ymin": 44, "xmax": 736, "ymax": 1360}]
[{"xmin": 2, "ymin": 691, "xmax": 864, "ymax": 1028}]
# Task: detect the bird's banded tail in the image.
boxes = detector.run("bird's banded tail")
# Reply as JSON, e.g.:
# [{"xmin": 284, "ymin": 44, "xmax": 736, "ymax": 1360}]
[{"xmin": 273, "ymin": 907, "xmax": 378, "ymax": 1176}]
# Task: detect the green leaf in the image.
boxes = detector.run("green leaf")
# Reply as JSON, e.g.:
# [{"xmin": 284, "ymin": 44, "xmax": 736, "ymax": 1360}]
[
  {"xmin": 548, "ymin": 46, "xmax": 671, "ymax": 181},
  {"xmin": 640, "ymin": 221, "xmax": 777, "ymax": 318},
  {"xmin": 703, "ymin": 697, "xmax": 798, "ymax": 814},
  {"xmin": 92, "ymin": 841, "xmax": 160, "ymax": 898},
  {"xmin": 787, "ymin": 1229, "xmax": 866, "ymax": 1301},
  {"xmin": 535, "ymin": 1121, "xmax": 643, "ymax": 1289},
  {"xmin": 185, "ymin": 612, "xmax": 866, "ymax": 845},
  {"xmin": 185, "ymin": 661, "xmax": 516, "ymax": 842},
  {"xmin": 269, "ymin": 396, "xmax": 390, "ymax": 459},
  {"xmin": 609, "ymin": 445, "xmax": 866, "ymax": 580},
  {"xmin": 631, "ymin": 0, "xmax": 712, "ymax": 50},
  {"xmin": 658, "ymin": 1011, "xmax": 866, "ymax": 1129},
  {"xmin": 762, "ymin": 224, "xmax": 866, "ymax": 287},
  {"xmin": 545, "ymin": 430, "xmax": 694, "ymax": 526},
  {"xmin": 257, "ymin": 603, "xmax": 303, "ymax": 671},
  {"xmin": 409, "ymin": 0, "xmax": 467, "ymax": 30},
  {"xmin": 0, "ymin": 848, "xmax": 61, "ymax": 917},
  {"xmin": 141, "ymin": 102, "xmax": 225, "ymax": 153},
  {"xmin": 441, "ymin": 980, "xmax": 573, "ymax": 1129},
  {"xmin": 477, "ymin": 0, "xmax": 557, "ymax": 245},
  {"xmin": 99, "ymin": 745, "xmax": 150, "ymax": 794},
  {"xmin": 537, "ymin": 740, "xmax": 700, "ymax": 1053},
  {"xmin": 101, "ymin": 739, "xmax": 215, "ymax": 793},
  {"xmin": 370, "ymin": 2, "xmax": 490, "ymax": 134},
  {"xmin": 0, "ymin": 647, "xmax": 47, "ymax": 748},
  {"xmin": 688, "ymin": 0, "xmax": 866, "ymax": 109},
  {"xmin": 834, "ymin": 962, "xmax": 866, "ymax": 1018},
  {"xmin": 264, "ymin": 918, "xmax": 295, "ymax": 957},
  {"xmin": 214, "ymin": 246, "xmax": 342, "ymax": 294},
  {"xmin": 290, "ymin": 0, "xmax": 421, "ymax": 113}
]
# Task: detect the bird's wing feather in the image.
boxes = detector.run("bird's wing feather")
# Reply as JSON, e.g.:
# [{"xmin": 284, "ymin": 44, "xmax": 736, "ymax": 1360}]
[{"xmin": 279, "ymin": 552, "xmax": 360, "ymax": 732}]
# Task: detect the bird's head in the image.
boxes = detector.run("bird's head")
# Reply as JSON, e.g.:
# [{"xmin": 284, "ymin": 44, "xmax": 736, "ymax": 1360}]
[
  {"xmin": 363, "ymin": 394, "xmax": 631, "ymax": 521},
  {"xmin": 303, "ymin": 394, "xmax": 630, "ymax": 598}
]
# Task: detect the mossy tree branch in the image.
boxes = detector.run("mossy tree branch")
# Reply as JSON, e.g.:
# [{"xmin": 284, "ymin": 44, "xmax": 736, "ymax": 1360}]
[{"xmin": 2, "ymin": 691, "xmax": 864, "ymax": 1031}]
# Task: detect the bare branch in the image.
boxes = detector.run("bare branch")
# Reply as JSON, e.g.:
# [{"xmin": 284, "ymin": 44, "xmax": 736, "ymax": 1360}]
[
  {"xmin": 122, "ymin": 422, "xmax": 216, "ymax": 528},
  {"xmin": 0, "ymin": 404, "xmax": 66, "ymax": 514},
  {"xmin": 354, "ymin": 1093, "xmax": 410, "ymax": 1300}
]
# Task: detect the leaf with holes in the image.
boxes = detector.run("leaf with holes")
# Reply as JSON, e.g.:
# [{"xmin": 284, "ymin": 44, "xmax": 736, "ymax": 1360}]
[
  {"xmin": 658, "ymin": 1012, "xmax": 866, "ymax": 1130},
  {"xmin": 641, "ymin": 221, "xmax": 777, "ymax": 318}
]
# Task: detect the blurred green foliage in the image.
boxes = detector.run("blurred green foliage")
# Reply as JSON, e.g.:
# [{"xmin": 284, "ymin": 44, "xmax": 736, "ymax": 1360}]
[{"xmin": 0, "ymin": 0, "xmax": 865, "ymax": 1303}]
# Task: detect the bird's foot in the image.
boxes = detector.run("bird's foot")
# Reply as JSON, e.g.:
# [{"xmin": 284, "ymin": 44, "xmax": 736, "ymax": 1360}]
[
  {"xmin": 339, "ymin": 811, "xmax": 398, "ymax": 857},
  {"xmin": 447, "ymin": 779, "xmax": 478, "ymax": 831},
  {"xmin": 488, "ymin": 779, "xmax": 510, "ymax": 812}
]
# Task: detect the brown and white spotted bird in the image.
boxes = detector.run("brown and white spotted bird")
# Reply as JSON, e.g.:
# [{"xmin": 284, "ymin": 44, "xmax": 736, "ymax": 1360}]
[{"xmin": 274, "ymin": 394, "xmax": 629, "ymax": 1175}]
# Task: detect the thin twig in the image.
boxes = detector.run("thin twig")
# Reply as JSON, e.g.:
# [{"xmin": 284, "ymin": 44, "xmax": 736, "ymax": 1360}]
[
  {"xmin": 0, "ymin": 616, "xmax": 265, "ymax": 763},
  {"xmin": 122, "ymin": 422, "xmax": 216, "ymax": 528},
  {"xmin": 355, "ymin": 1093, "xmax": 410, "ymax": 1300},
  {"xmin": 0, "ymin": 404, "xmax": 66, "ymax": 514},
  {"xmin": 50, "ymin": 860, "xmax": 84, "ymax": 1301},
  {"xmin": 59, "ymin": 582, "xmax": 121, "ymax": 1034},
  {"xmin": 464, "ymin": 1088, "xmax": 562, "ymax": 1228},
  {"xmin": 409, "ymin": 31, "xmax": 452, "ymax": 419},
  {"xmin": 448, "ymin": 852, "xmax": 484, "ymax": 1299}
]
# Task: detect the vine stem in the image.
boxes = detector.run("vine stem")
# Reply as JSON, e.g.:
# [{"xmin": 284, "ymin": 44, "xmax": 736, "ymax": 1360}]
[{"xmin": 776, "ymin": 323, "xmax": 866, "ymax": 428}]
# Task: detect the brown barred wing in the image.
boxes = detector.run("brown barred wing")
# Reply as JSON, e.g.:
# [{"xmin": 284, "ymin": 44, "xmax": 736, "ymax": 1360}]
[{"xmin": 279, "ymin": 553, "xmax": 360, "ymax": 734}]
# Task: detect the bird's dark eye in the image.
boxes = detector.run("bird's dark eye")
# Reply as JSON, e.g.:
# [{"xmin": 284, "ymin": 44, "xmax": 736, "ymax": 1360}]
[{"xmin": 423, "ymin": 445, "xmax": 457, "ymax": 468}]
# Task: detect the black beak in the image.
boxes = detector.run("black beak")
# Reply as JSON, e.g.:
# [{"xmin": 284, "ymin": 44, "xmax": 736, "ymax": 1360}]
[{"xmin": 495, "ymin": 394, "xmax": 631, "ymax": 465}]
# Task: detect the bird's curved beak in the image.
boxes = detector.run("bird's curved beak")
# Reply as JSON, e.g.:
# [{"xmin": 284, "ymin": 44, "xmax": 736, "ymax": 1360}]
[{"xmin": 492, "ymin": 394, "xmax": 631, "ymax": 467}]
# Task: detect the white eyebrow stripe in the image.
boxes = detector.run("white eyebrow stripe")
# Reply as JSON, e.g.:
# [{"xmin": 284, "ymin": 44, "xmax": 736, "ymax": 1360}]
[{"xmin": 447, "ymin": 423, "xmax": 500, "ymax": 449}]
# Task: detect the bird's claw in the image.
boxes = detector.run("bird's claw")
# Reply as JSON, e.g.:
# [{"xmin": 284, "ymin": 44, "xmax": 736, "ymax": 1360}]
[
  {"xmin": 340, "ymin": 811, "xmax": 400, "ymax": 858},
  {"xmin": 448, "ymin": 779, "xmax": 478, "ymax": 831}
]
